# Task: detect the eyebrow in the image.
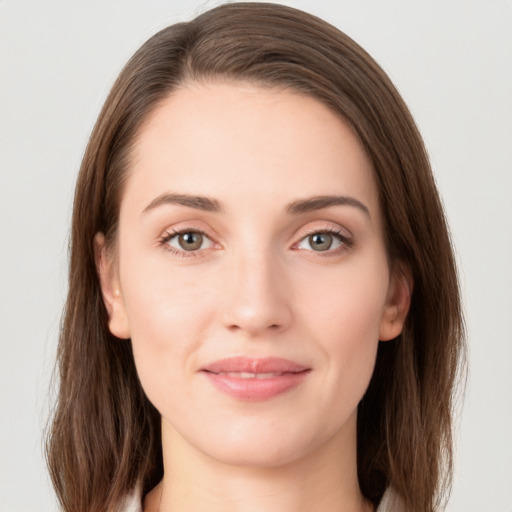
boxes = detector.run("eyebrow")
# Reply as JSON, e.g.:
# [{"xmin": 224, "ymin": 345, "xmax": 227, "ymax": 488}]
[
  {"xmin": 142, "ymin": 192, "xmax": 370, "ymax": 218},
  {"xmin": 286, "ymin": 195, "xmax": 370, "ymax": 217},
  {"xmin": 142, "ymin": 193, "xmax": 223, "ymax": 214}
]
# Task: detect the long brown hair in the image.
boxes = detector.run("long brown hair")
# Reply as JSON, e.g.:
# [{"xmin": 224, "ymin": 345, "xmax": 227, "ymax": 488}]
[{"xmin": 46, "ymin": 3, "xmax": 466, "ymax": 511}]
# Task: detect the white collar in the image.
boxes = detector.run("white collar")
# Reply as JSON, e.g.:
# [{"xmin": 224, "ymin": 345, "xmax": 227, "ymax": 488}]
[{"xmin": 376, "ymin": 487, "xmax": 406, "ymax": 512}]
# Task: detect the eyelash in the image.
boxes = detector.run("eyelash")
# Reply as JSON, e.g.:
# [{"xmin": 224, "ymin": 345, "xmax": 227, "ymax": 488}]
[
  {"xmin": 158, "ymin": 227, "xmax": 354, "ymax": 258},
  {"xmin": 158, "ymin": 229, "xmax": 208, "ymax": 258},
  {"xmin": 296, "ymin": 227, "xmax": 354, "ymax": 257}
]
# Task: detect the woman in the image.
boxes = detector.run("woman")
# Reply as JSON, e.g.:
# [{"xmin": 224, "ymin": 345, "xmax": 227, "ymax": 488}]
[{"xmin": 46, "ymin": 3, "xmax": 465, "ymax": 512}]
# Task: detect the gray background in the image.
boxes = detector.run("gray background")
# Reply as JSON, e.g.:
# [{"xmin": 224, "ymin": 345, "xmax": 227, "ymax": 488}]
[{"xmin": 1, "ymin": 1, "xmax": 511, "ymax": 510}]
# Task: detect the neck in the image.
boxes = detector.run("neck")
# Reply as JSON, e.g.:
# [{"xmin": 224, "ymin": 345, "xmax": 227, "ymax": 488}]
[{"xmin": 144, "ymin": 414, "xmax": 373, "ymax": 512}]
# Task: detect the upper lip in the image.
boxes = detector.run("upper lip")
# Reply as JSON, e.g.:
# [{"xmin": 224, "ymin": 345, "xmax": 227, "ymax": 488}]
[{"xmin": 201, "ymin": 357, "xmax": 309, "ymax": 374}]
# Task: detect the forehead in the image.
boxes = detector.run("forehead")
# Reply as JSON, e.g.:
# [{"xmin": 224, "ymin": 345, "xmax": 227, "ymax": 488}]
[{"xmin": 124, "ymin": 80, "xmax": 379, "ymax": 218}]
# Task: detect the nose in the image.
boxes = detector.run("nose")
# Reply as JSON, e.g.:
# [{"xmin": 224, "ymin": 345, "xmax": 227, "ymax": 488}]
[{"xmin": 221, "ymin": 249, "xmax": 292, "ymax": 337}]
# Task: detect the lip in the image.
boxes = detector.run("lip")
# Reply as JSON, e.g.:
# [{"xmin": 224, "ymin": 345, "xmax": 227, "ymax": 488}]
[{"xmin": 201, "ymin": 357, "xmax": 311, "ymax": 401}]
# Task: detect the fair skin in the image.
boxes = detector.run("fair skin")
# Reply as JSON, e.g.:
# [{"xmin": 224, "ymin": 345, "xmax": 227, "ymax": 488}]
[{"xmin": 97, "ymin": 81, "xmax": 410, "ymax": 512}]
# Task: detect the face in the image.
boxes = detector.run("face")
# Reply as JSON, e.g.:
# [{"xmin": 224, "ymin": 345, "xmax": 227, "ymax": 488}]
[{"xmin": 97, "ymin": 81, "xmax": 410, "ymax": 468}]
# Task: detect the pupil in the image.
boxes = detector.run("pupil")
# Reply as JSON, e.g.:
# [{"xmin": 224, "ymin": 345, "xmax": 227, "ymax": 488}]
[
  {"xmin": 310, "ymin": 233, "xmax": 332, "ymax": 251},
  {"xmin": 179, "ymin": 232, "xmax": 202, "ymax": 250}
]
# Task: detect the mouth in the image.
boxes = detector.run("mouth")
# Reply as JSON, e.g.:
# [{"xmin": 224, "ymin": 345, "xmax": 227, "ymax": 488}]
[
  {"xmin": 212, "ymin": 371, "xmax": 295, "ymax": 379},
  {"xmin": 200, "ymin": 357, "xmax": 311, "ymax": 400}
]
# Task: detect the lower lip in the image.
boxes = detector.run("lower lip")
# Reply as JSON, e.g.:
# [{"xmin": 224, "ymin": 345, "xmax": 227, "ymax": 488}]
[{"xmin": 202, "ymin": 371, "xmax": 310, "ymax": 401}]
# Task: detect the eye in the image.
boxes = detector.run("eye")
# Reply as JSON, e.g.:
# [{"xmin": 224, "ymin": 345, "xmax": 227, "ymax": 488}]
[
  {"xmin": 296, "ymin": 230, "xmax": 351, "ymax": 252},
  {"xmin": 162, "ymin": 230, "xmax": 214, "ymax": 253}
]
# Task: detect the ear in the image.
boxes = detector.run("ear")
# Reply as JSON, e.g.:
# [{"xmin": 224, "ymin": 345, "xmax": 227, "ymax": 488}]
[
  {"xmin": 379, "ymin": 265, "xmax": 413, "ymax": 342},
  {"xmin": 94, "ymin": 232, "xmax": 131, "ymax": 339}
]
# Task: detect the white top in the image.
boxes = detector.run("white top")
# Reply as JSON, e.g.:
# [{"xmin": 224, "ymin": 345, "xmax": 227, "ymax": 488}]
[
  {"xmin": 376, "ymin": 487, "xmax": 406, "ymax": 511},
  {"xmin": 121, "ymin": 486, "xmax": 405, "ymax": 512}
]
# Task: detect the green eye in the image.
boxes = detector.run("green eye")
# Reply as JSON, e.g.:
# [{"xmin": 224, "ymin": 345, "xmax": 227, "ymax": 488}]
[
  {"xmin": 297, "ymin": 231, "xmax": 348, "ymax": 253},
  {"xmin": 308, "ymin": 233, "xmax": 334, "ymax": 251}
]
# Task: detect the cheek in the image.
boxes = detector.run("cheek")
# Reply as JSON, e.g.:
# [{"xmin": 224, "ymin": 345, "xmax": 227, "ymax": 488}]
[
  {"xmin": 119, "ymin": 256, "xmax": 219, "ymax": 408},
  {"xmin": 300, "ymin": 260, "xmax": 388, "ymax": 393},
  {"xmin": 302, "ymin": 257, "xmax": 388, "ymax": 335}
]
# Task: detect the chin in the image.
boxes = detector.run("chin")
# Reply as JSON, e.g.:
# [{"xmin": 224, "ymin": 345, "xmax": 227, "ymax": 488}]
[
  {"xmin": 178, "ymin": 412, "xmax": 350, "ymax": 470},
  {"xmin": 203, "ymin": 436, "xmax": 313, "ymax": 469}
]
